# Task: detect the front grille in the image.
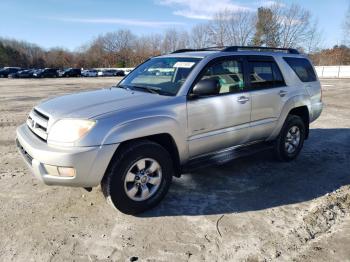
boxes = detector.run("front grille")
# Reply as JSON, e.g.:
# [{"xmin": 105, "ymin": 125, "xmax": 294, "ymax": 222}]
[
  {"xmin": 33, "ymin": 108, "xmax": 49, "ymax": 121},
  {"xmin": 26, "ymin": 108, "xmax": 49, "ymax": 141}
]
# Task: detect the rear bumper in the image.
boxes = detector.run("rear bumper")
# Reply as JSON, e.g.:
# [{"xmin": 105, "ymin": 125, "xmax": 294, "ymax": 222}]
[
  {"xmin": 16, "ymin": 124, "xmax": 118, "ymax": 187},
  {"xmin": 310, "ymin": 102, "xmax": 323, "ymax": 122}
]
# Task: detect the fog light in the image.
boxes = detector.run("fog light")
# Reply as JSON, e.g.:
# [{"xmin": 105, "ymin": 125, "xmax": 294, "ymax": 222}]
[
  {"xmin": 44, "ymin": 164, "xmax": 59, "ymax": 176},
  {"xmin": 57, "ymin": 167, "xmax": 76, "ymax": 177}
]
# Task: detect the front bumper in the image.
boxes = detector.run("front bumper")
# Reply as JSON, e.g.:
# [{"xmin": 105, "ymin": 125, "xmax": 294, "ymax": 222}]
[{"xmin": 16, "ymin": 124, "xmax": 118, "ymax": 187}]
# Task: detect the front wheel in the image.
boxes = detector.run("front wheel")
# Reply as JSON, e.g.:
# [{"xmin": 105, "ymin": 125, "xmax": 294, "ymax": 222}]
[
  {"xmin": 101, "ymin": 140, "xmax": 173, "ymax": 214},
  {"xmin": 274, "ymin": 115, "xmax": 306, "ymax": 161}
]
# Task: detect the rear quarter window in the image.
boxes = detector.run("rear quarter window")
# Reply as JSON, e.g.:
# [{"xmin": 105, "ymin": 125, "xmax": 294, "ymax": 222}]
[{"xmin": 283, "ymin": 57, "xmax": 317, "ymax": 82}]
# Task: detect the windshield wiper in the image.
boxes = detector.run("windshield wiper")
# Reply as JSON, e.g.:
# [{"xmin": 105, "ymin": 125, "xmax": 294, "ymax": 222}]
[
  {"xmin": 130, "ymin": 85, "xmax": 161, "ymax": 94},
  {"xmin": 117, "ymin": 84, "xmax": 132, "ymax": 91},
  {"xmin": 117, "ymin": 84, "xmax": 173, "ymax": 96}
]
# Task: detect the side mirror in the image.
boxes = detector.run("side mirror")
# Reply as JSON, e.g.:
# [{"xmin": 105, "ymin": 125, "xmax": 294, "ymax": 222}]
[{"xmin": 192, "ymin": 78, "xmax": 220, "ymax": 97}]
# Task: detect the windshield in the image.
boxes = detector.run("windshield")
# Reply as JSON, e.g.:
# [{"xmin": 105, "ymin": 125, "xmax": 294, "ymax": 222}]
[{"xmin": 118, "ymin": 57, "xmax": 201, "ymax": 96}]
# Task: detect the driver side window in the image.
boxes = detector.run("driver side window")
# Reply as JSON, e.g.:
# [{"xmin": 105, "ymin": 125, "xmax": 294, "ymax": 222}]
[{"xmin": 199, "ymin": 59, "xmax": 245, "ymax": 94}]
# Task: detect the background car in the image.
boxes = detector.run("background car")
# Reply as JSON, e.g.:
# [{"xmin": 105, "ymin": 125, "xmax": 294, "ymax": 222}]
[
  {"xmin": 102, "ymin": 69, "xmax": 117, "ymax": 76},
  {"xmin": 33, "ymin": 68, "xmax": 59, "ymax": 78},
  {"xmin": 0, "ymin": 67, "xmax": 21, "ymax": 78},
  {"xmin": 81, "ymin": 69, "xmax": 98, "ymax": 77},
  {"xmin": 59, "ymin": 68, "xmax": 81, "ymax": 77},
  {"xmin": 8, "ymin": 69, "xmax": 35, "ymax": 78},
  {"xmin": 115, "ymin": 70, "xmax": 125, "ymax": 76},
  {"xmin": 97, "ymin": 70, "xmax": 104, "ymax": 77}
]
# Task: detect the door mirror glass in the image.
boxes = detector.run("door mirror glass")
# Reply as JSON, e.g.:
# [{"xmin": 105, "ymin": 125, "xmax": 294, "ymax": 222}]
[{"xmin": 192, "ymin": 79, "xmax": 220, "ymax": 96}]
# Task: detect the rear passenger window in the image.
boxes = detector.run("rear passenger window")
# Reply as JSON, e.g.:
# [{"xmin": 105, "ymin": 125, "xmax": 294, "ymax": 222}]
[
  {"xmin": 283, "ymin": 57, "xmax": 317, "ymax": 82},
  {"xmin": 248, "ymin": 61, "xmax": 285, "ymax": 89}
]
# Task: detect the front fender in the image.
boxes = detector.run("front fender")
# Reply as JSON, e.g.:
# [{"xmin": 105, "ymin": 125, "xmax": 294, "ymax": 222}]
[{"xmin": 101, "ymin": 116, "xmax": 188, "ymax": 163}]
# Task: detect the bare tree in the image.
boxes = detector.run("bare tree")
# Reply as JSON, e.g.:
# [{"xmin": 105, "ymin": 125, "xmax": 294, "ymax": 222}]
[
  {"xmin": 226, "ymin": 11, "xmax": 256, "ymax": 46},
  {"xmin": 343, "ymin": 4, "xmax": 350, "ymax": 45},
  {"xmin": 92, "ymin": 29, "xmax": 137, "ymax": 67},
  {"xmin": 304, "ymin": 21, "xmax": 323, "ymax": 53},
  {"xmin": 162, "ymin": 29, "xmax": 189, "ymax": 53},
  {"xmin": 97, "ymin": 29, "xmax": 136, "ymax": 53},
  {"xmin": 208, "ymin": 10, "xmax": 256, "ymax": 46},
  {"xmin": 132, "ymin": 34, "xmax": 163, "ymax": 65},
  {"xmin": 190, "ymin": 24, "xmax": 211, "ymax": 48},
  {"xmin": 45, "ymin": 48, "xmax": 74, "ymax": 68},
  {"xmin": 277, "ymin": 4, "xmax": 310, "ymax": 48},
  {"xmin": 208, "ymin": 10, "xmax": 230, "ymax": 46}
]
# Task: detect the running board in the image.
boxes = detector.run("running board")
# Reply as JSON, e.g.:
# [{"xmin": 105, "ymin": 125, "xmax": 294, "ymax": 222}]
[{"xmin": 182, "ymin": 142, "xmax": 273, "ymax": 172}]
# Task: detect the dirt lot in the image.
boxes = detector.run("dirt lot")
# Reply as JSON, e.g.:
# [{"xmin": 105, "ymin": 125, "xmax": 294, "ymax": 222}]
[{"xmin": 0, "ymin": 77, "xmax": 349, "ymax": 262}]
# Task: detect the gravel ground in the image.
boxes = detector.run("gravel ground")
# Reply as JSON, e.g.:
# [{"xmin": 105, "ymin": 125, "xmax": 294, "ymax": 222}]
[{"xmin": 0, "ymin": 77, "xmax": 349, "ymax": 262}]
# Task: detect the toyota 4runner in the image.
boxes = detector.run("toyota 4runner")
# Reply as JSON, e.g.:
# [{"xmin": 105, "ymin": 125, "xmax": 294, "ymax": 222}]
[{"xmin": 16, "ymin": 46, "xmax": 323, "ymax": 214}]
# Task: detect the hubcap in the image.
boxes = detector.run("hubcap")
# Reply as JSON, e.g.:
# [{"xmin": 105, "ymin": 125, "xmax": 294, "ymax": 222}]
[
  {"xmin": 124, "ymin": 158, "xmax": 162, "ymax": 201},
  {"xmin": 285, "ymin": 126, "xmax": 301, "ymax": 154}
]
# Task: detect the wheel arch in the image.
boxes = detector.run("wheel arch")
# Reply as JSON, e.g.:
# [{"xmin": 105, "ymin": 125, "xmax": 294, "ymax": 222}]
[
  {"xmin": 105, "ymin": 133, "xmax": 182, "ymax": 178},
  {"xmin": 268, "ymin": 96, "xmax": 311, "ymax": 141}
]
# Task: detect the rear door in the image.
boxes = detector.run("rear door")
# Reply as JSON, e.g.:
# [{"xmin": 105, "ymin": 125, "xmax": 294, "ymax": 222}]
[
  {"xmin": 187, "ymin": 56, "xmax": 252, "ymax": 157},
  {"xmin": 246, "ymin": 56, "xmax": 288, "ymax": 141}
]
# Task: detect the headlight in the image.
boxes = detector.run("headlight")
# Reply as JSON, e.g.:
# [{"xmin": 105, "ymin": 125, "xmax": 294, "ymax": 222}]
[{"xmin": 48, "ymin": 119, "xmax": 96, "ymax": 143}]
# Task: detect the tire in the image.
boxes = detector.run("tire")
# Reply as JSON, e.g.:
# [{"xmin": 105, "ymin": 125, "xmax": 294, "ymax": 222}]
[
  {"xmin": 274, "ymin": 115, "xmax": 306, "ymax": 161},
  {"xmin": 101, "ymin": 140, "xmax": 173, "ymax": 214}
]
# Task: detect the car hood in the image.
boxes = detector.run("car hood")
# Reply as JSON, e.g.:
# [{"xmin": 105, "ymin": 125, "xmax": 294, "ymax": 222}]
[{"xmin": 36, "ymin": 87, "xmax": 169, "ymax": 119}]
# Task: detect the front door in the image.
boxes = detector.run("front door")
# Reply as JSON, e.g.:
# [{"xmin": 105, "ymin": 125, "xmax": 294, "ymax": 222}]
[{"xmin": 187, "ymin": 56, "xmax": 252, "ymax": 158}]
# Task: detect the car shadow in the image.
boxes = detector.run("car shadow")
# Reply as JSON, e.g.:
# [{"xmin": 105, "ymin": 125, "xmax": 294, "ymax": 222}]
[{"xmin": 140, "ymin": 128, "xmax": 350, "ymax": 217}]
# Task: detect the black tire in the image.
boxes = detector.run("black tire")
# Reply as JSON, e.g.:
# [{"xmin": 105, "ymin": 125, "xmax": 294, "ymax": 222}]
[
  {"xmin": 101, "ymin": 140, "xmax": 173, "ymax": 214},
  {"xmin": 274, "ymin": 115, "xmax": 306, "ymax": 161}
]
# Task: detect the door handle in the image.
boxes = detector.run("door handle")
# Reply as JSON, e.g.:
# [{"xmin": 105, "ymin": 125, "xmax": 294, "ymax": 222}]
[
  {"xmin": 279, "ymin": 90, "xmax": 287, "ymax": 97},
  {"xmin": 237, "ymin": 96, "xmax": 249, "ymax": 104}
]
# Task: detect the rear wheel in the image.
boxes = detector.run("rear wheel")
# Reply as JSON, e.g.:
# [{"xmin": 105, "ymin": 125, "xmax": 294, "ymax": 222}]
[
  {"xmin": 101, "ymin": 140, "xmax": 173, "ymax": 214},
  {"xmin": 274, "ymin": 115, "xmax": 306, "ymax": 161}
]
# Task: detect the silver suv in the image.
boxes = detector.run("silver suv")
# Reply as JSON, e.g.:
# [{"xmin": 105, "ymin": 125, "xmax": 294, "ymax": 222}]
[{"xmin": 16, "ymin": 46, "xmax": 323, "ymax": 214}]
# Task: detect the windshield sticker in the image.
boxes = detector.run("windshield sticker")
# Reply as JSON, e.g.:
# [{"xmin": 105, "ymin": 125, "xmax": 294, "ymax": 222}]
[{"xmin": 173, "ymin": 62, "xmax": 195, "ymax": 68}]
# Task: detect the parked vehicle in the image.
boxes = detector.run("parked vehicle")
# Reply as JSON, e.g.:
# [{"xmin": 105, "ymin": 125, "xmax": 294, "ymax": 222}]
[
  {"xmin": 100, "ymin": 69, "xmax": 125, "ymax": 77},
  {"xmin": 97, "ymin": 70, "xmax": 104, "ymax": 77},
  {"xmin": 8, "ymin": 69, "xmax": 35, "ymax": 78},
  {"xmin": 59, "ymin": 68, "xmax": 81, "ymax": 77},
  {"xmin": 82, "ymin": 69, "xmax": 98, "ymax": 77},
  {"xmin": 115, "ymin": 70, "xmax": 125, "ymax": 76},
  {"xmin": 0, "ymin": 67, "xmax": 21, "ymax": 78},
  {"xmin": 102, "ymin": 69, "xmax": 118, "ymax": 76},
  {"xmin": 33, "ymin": 68, "xmax": 59, "ymax": 78},
  {"xmin": 16, "ymin": 46, "xmax": 323, "ymax": 214}
]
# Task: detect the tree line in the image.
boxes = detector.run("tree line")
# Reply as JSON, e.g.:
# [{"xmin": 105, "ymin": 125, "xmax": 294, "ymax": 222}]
[{"xmin": 0, "ymin": 2, "xmax": 349, "ymax": 68}]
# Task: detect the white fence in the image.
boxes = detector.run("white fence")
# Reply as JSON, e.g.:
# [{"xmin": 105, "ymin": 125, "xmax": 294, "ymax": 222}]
[{"xmin": 315, "ymin": 66, "xmax": 350, "ymax": 78}]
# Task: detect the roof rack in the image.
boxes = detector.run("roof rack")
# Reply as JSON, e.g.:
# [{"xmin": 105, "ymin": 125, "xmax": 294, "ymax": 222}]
[
  {"xmin": 171, "ymin": 47, "xmax": 224, "ymax": 54},
  {"xmin": 171, "ymin": 46, "xmax": 299, "ymax": 54},
  {"xmin": 222, "ymin": 46, "xmax": 299, "ymax": 54}
]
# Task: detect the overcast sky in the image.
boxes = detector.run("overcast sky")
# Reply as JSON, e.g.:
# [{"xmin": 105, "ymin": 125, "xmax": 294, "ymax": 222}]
[{"xmin": 0, "ymin": 0, "xmax": 348, "ymax": 50}]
